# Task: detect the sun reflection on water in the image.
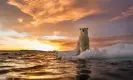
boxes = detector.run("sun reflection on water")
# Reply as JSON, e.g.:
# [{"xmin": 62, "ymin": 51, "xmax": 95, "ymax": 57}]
[{"xmin": 0, "ymin": 51, "xmax": 78, "ymax": 80}]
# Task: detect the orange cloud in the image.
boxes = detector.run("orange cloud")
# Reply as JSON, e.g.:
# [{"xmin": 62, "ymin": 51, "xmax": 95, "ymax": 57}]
[
  {"xmin": 18, "ymin": 18, "xmax": 23, "ymax": 23},
  {"xmin": 8, "ymin": 0, "xmax": 101, "ymax": 24},
  {"xmin": 47, "ymin": 34, "xmax": 133, "ymax": 49}
]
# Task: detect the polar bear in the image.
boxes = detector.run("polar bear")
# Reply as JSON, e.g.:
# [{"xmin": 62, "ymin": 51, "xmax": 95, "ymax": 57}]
[{"xmin": 76, "ymin": 28, "xmax": 90, "ymax": 55}]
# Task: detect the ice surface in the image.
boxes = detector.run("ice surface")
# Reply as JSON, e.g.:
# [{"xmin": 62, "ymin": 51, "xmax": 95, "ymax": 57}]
[{"xmin": 56, "ymin": 43, "xmax": 133, "ymax": 60}]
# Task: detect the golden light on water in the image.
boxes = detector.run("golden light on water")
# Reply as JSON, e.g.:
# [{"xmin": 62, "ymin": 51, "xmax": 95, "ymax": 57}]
[{"xmin": 27, "ymin": 75, "xmax": 63, "ymax": 79}]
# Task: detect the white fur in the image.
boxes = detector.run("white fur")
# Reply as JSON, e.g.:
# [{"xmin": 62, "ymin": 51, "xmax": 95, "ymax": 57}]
[{"xmin": 76, "ymin": 28, "xmax": 89, "ymax": 54}]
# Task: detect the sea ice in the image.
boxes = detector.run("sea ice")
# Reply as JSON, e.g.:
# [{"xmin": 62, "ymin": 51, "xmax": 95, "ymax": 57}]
[{"xmin": 56, "ymin": 43, "xmax": 133, "ymax": 60}]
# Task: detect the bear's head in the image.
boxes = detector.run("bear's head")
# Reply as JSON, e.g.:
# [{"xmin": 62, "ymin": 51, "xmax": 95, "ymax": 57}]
[{"xmin": 80, "ymin": 28, "xmax": 88, "ymax": 36}]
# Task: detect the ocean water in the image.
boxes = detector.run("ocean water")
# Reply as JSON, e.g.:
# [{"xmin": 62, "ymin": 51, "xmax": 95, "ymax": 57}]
[{"xmin": 0, "ymin": 51, "xmax": 133, "ymax": 80}]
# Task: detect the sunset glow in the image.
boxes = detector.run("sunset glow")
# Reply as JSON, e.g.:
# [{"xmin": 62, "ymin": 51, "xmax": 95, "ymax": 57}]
[
  {"xmin": 0, "ymin": 0, "xmax": 133, "ymax": 51},
  {"xmin": 0, "ymin": 38, "xmax": 60, "ymax": 51},
  {"xmin": 17, "ymin": 39, "xmax": 60, "ymax": 51}
]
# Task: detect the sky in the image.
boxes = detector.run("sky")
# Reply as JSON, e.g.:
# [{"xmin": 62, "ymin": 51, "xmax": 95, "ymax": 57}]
[{"xmin": 0, "ymin": 0, "xmax": 133, "ymax": 51}]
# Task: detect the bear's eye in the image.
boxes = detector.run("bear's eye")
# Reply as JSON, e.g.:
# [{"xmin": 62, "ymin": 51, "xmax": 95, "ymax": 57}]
[{"xmin": 82, "ymin": 29, "xmax": 84, "ymax": 32}]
